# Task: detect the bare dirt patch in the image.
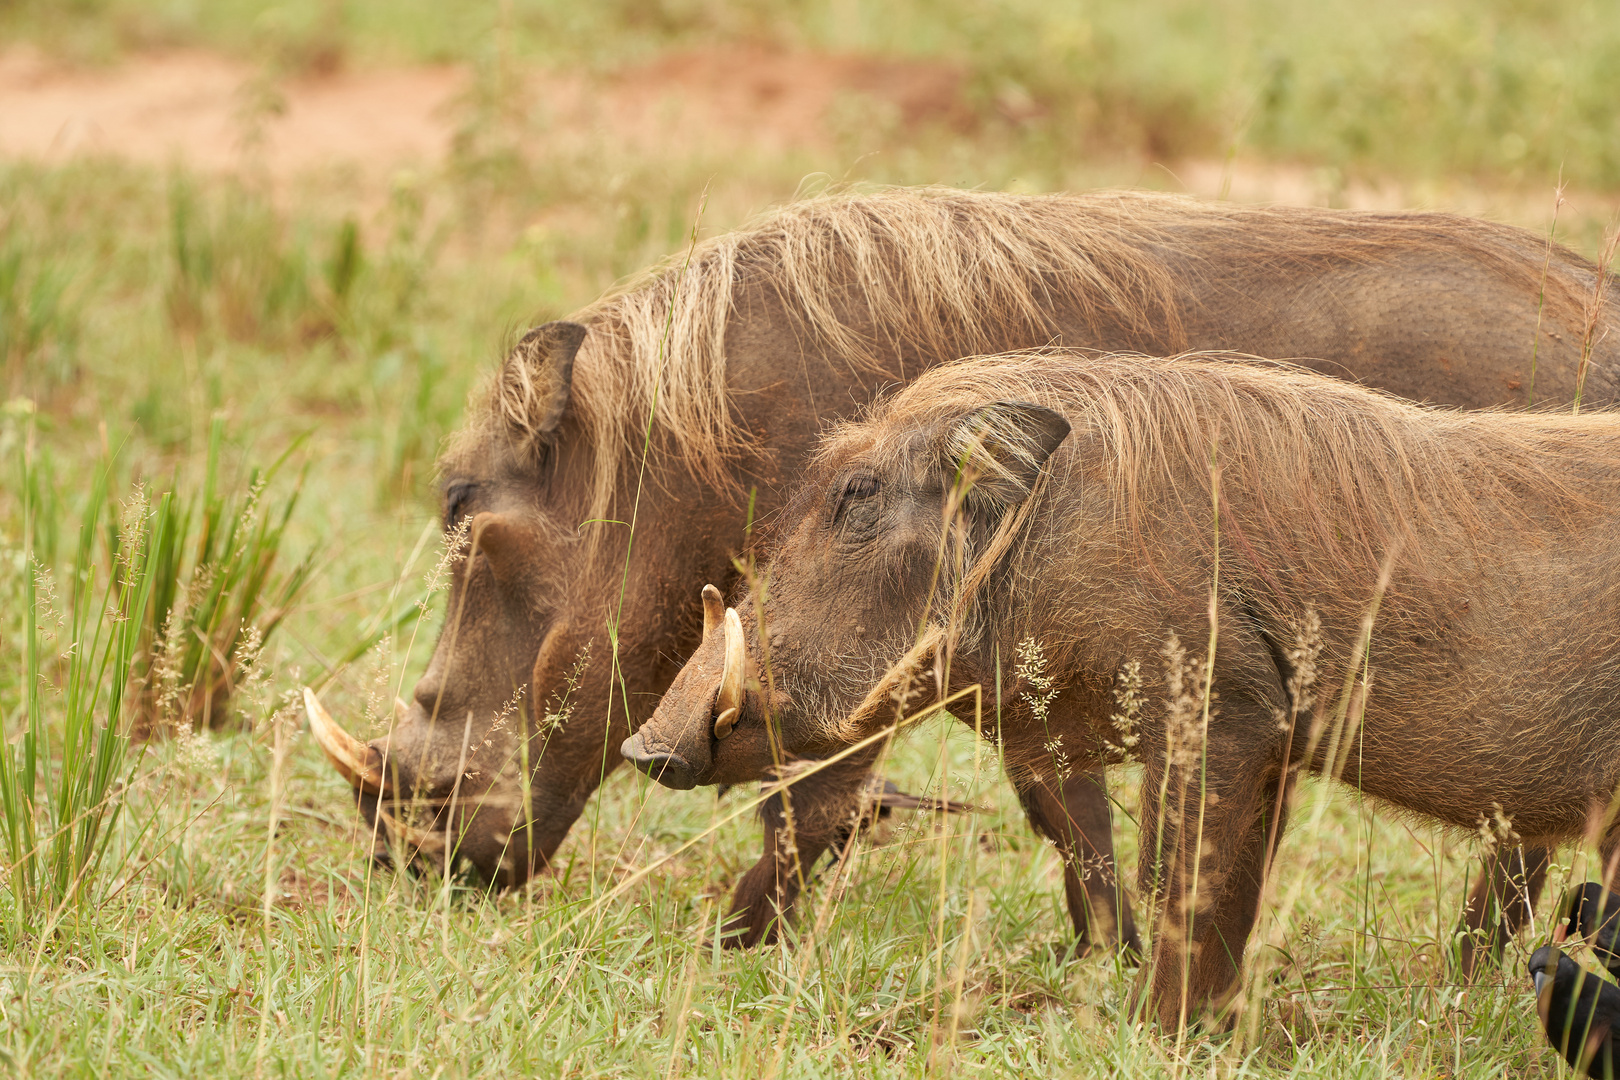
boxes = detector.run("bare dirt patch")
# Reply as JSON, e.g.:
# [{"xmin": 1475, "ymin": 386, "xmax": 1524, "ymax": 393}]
[
  {"xmin": 607, "ymin": 45, "xmax": 971, "ymax": 151},
  {"xmin": 0, "ymin": 48, "xmax": 459, "ymax": 176},
  {"xmin": 0, "ymin": 45, "xmax": 1596, "ymax": 228},
  {"xmin": 0, "ymin": 45, "xmax": 967, "ymax": 181}
]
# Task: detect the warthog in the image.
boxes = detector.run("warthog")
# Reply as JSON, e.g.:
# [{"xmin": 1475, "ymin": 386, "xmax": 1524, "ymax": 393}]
[
  {"xmin": 307, "ymin": 187, "xmax": 1617, "ymax": 966},
  {"xmin": 626, "ymin": 349, "xmax": 1620, "ymax": 1026}
]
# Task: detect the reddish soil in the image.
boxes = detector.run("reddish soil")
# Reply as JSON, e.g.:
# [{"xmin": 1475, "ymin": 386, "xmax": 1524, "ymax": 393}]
[{"xmin": 610, "ymin": 45, "xmax": 972, "ymax": 149}]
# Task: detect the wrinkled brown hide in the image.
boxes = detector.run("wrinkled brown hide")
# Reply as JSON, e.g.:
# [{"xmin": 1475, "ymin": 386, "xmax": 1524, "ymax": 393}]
[
  {"xmin": 634, "ymin": 351, "xmax": 1620, "ymax": 1028},
  {"xmin": 348, "ymin": 193, "xmax": 1614, "ymax": 947}
]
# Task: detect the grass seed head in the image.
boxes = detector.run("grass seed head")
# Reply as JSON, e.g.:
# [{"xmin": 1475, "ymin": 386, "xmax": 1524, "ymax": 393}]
[
  {"xmin": 1109, "ymin": 658, "xmax": 1144, "ymax": 754},
  {"xmin": 420, "ymin": 515, "xmax": 472, "ymax": 614},
  {"xmin": 1161, "ymin": 634, "xmax": 1213, "ymax": 770}
]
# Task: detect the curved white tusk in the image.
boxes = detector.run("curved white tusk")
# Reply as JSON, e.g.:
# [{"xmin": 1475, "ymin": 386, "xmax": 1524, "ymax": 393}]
[
  {"xmin": 714, "ymin": 607, "xmax": 746, "ymax": 737},
  {"xmin": 701, "ymin": 584, "xmax": 725, "ymax": 642},
  {"xmin": 304, "ymin": 687, "xmax": 389, "ymax": 795},
  {"xmin": 394, "ymin": 696, "xmax": 410, "ymax": 725}
]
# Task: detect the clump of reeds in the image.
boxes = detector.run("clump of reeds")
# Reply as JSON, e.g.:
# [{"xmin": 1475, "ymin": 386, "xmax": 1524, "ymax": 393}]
[
  {"xmin": 0, "ymin": 406, "xmax": 311, "ymax": 942},
  {"xmin": 131, "ymin": 415, "xmax": 313, "ymax": 735},
  {"xmin": 1, "ymin": 419, "xmax": 159, "ymax": 940}
]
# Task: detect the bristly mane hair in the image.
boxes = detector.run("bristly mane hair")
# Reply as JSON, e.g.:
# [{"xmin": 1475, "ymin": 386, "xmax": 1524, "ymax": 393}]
[
  {"xmin": 465, "ymin": 186, "xmax": 1592, "ymax": 529},
  {"xmin": 844, "ymin": 349, "xmax": 1620, "ymax": 609}
]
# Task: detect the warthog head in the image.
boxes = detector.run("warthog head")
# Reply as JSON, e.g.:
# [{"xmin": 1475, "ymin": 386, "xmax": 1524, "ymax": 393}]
[
  {"xmin": 308, "ymin": 321, "xmax": 604, "ymax": 885},
  {"xmin": 623, "ymin": 399, "xmax": 1071, "ymax": 788}
]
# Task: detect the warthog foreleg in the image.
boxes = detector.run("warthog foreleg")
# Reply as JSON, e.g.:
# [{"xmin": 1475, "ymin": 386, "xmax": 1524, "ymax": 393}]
[
  {"xmin": 1133, "ymin": 741, "xmax": 1285, "ymax": 1031},
  {"xmin": 720, "ymin": 748, "xmax": 879, "ymax": 947},
  {"xmin": 726, "ymin": 756, "xmax": 1144, "ymax": 953},
  {"xmin": 1181, "ymin": 772, "xmax": 1289, "ymax": 1024},
  {"xmin": 1016, "ymin": 767, "xmax": 1142, "ymax": 959}
]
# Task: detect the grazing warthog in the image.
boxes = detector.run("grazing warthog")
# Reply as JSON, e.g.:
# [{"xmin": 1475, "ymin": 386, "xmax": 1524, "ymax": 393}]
[
  {"xmin": 307, "ymin": 188, "xmax": 1617, "ymax": 962},
  {"xmin": 628, "ymin": 349, "xmax": 1620, "ymax": 1026}
]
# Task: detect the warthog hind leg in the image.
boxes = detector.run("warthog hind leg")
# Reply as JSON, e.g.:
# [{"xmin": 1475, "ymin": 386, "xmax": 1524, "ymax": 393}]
[
  {"xmin": 1016, "ymin": 766, "xmax": 1142, "ymax": 960},
  {"xmin": 1456, "ymin": 837, "xmax": 1620, "ymax": 979},
  {"xmin": 720, "ymin": 750, "xmax": 878, "ymax": 947},
  {"xmin": 1455, "ymin": 845, "xmax": 1551, "ymax": 980}
]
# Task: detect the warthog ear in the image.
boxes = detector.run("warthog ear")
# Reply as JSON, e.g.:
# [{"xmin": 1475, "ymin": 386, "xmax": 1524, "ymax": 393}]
[
  {"xmin": 942, "ymin": 401, "xmax": 1071, "ymax": 516},
  {"xmin": 496, "ymin": 321, "xmax": 587, "ymax": 449},
  {"xmin": 469, "ymin": 511, "xmax": 529, "ymax": 583}
]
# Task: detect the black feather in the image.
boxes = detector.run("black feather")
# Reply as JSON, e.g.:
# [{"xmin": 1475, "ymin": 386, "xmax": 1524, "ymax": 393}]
[
  {"xmin": 1530, "ymin": 944, "xmax": 1620, "ymax": 1079},
  {"xmin": 1566, "ymin": 883, "xmax": 1620, "ymax": 978}
]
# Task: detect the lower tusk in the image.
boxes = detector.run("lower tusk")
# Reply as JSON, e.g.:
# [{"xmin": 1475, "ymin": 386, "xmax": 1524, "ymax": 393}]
[
  {"xmin": 377, "ymin": 807, "xmax": 446, "ymax": 856},
  {"xmin": 714, "ymin": 706, "xmax": 739, "ymax": 740},
  {"xmin": 304, "ymin": 687, "xmax": 390, "ymax": 795},
  {"xmin": 394, "ymin": 697, "xmax": 410, "ymax": 725}
]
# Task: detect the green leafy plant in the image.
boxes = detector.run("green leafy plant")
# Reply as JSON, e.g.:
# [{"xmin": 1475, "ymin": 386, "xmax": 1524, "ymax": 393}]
[
  {"xmin": 0, "ymin": 410, "xmax": 311, "ymax": 944},
  {"xmin": 0, "ymin": 422, "xmax": 160, "ymax": 940}
]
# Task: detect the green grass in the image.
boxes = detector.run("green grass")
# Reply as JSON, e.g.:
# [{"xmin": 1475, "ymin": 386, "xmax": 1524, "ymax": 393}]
[
  {"xmin": 0, "ymin": 400, "xmax": 310, "ymax": 939},
  {"xmin": 0, "ymin": 713, "xmax": 1585, "ymax": 1076},
  {"xmin": 2, "ymin": 1, "xmax": 1620, "ymax": 1073},
  {"xmin": 1, "ymin": 429, "xmax": 154, "ymax": 942},
  {"xmin": 129, "ymin": 415, "xmax": 313, "ymax": 733}
]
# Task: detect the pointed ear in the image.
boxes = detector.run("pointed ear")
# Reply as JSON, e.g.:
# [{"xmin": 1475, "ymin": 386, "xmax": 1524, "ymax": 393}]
[
  {"xmin": 496, "ymin": 321, "xmax": 587, "ymax": 447},
  {"xmin": 942, "ymin": 401, "xmax": 1070, "ymax": 517}
]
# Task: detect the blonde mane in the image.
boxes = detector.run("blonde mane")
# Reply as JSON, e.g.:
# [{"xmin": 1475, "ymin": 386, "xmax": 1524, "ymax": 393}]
[
  {"xmin": 860, "ymin": 350, "xmax": 1620, "ymax": 596},
  {"xmin": 471, "ymin": 187, "xmax": 1592, "ymax": 528}
]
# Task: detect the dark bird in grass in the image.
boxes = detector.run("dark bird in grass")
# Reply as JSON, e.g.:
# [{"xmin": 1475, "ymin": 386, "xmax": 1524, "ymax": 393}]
[
  {"xmin": 1561, "ymin": 883, "xmax": 1620, "ymax": 978},
  {"xmin": 717, "ymin": 776, "xmax": 969, "ymax": 868},
  {"xmin": 1530, "ymin": 944, "xmax": 1620, "ymax": 1079},
  {"xmin": 827, "ymin": 777, "xmax": 970, "ymax": 863}
]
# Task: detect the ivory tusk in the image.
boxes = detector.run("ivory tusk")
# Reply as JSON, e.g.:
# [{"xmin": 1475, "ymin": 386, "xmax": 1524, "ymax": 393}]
[
  {"xmin": 394, "ymin": 696, "xmax": 410, "ymax": 725},
  {"xmin": 716, "ymin": 607, "xmax": 746, "ymax": 722},
  {"xmin": 713, "ymin": 707, "xmax": 739, "ymax": 740},
  {"xmin": 701, "ymin": 584, "xmax": 725, "ymax": 642},
  {"xmin": 304, "ymin": 687, "xmax": 389, "ymax": 795},
  {"xmin": 377, "ymin": 807, "xmax": 446, "ymax": 856}
]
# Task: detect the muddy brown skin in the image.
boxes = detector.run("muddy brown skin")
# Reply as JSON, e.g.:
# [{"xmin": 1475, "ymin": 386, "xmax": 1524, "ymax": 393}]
[
  {"xmin": 356, "ymin": 193, "xmax": 1616, "ymax": 955},
  {"xmin": 631, "ymin": 350, "xmax": 1620, "ymax": 1028}
]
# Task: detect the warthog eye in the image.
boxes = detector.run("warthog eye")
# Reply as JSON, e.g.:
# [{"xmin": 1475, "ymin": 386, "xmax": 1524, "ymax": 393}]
[
  {"xmin": 834, "ymin": 474, "xmax": 881, "ymax": 536},
  {"xmin": 443, "ymin": 481, "xmax": 475, "ymax": 530}
]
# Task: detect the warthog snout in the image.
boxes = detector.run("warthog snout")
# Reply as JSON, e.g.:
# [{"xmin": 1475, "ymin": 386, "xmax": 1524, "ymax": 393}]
[
  {"xmin": 620, "ymin": 733, "xmax": 701, "ymax": 790},
  {"xmin": 623, "ymin": 584, "xmax": 754, "ymax": 789},
  {"xmin": 620, "ymin": 685, "xmax": 718, "ymax": 789}
]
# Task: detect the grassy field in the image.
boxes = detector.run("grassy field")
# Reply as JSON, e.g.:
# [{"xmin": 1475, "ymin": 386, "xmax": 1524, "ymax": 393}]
[{"xmin": 4, "ymin": 0, "xmax": 1620, "ymax": 1075}]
